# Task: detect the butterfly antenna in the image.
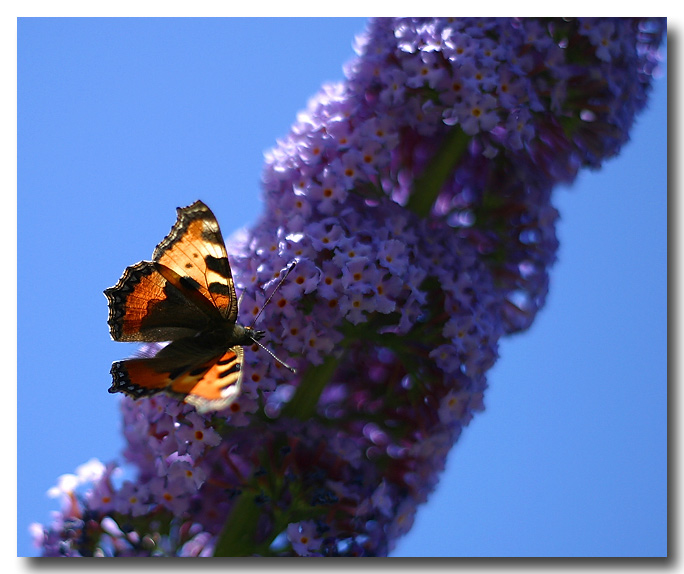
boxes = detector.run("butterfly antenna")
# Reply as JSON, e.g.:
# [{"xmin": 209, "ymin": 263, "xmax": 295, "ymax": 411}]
[
  {"xmin": 249, "ymin": 260, "xmax": 297, "ymax": 329},
  {"xmin": 250, "ymin": 336, "xmax": 297, "ymax": 373}
]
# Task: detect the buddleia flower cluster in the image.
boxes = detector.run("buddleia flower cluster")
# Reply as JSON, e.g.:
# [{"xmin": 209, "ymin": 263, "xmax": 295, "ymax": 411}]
[{"xmin": 32, "ymin": 17, "xmax": 664, "ymax": 557}]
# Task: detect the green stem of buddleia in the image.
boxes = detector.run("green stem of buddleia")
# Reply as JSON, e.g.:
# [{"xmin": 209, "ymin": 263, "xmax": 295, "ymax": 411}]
[
  {"xmin": 280, "ymin": 354, "xmax": 341, "ymax": 420},
  {"xmin": 213, "ymin": 313, "xmax": 427, "ymax": 555},
  {"xmin": 406, "ymin": 126, "xmax": 470, "ymax": 218},
  {"xmin": 212, "ymin": 489, "xmax": 264, "ymax": 557},
  {"xmin": 213, "ymin": 353, "xmax": 342, "ymax": 555}
]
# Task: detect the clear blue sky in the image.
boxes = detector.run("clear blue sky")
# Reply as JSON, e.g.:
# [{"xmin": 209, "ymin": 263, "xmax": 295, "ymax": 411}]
[{"xmin": 17, "ymin": 18, "xmax": 666, "ymax": 558}]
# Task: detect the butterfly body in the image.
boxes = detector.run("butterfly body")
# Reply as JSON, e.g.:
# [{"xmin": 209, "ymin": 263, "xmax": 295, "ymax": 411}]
[{"xmin": 105, "ymin": 200, "xmax": 262, "ymax": 413}]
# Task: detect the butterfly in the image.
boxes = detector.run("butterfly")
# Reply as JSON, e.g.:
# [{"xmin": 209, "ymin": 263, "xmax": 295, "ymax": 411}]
[{"xmin": 105, "ymin": 200, "xmax": 293, "ymax": 413}]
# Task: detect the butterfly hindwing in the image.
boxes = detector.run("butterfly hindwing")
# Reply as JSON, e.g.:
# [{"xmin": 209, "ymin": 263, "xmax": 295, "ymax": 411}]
[
  {"xmin": 110, "ymin": 344, "xmax": 245, "ymax": 413},
  {"xmin": 180, "ymin": 347, "xmax": 244, "ymax": 411}
]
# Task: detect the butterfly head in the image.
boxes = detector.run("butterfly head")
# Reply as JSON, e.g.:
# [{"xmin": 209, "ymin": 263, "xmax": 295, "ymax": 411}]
[
  {"xmin": 246, "ymin": 327, "xmax": 266, "ymax": 343},
  {"xmin": 228, "ymin": 323, "xmax": 265, "ymax": 347}
]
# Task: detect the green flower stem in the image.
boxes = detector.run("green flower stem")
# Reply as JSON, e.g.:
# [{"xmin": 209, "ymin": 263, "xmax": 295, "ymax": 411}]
[
  {"xmin": 406, "ymin": 126, "xmax": 470, "ymax": 218},
  {"xmin": 213, "ymin": 353, "xmax": 342, "ymax": 556},
  {"xmin": 213, "ymin": 489, "xmax": 264, "ymax": 557},
  {"xmin": 212, "ymin": 310, "xmax": 438, "ymax": 556},
  {"xmin": 281, "ymin": 354, "xmax": 341, "ymax": 420}
]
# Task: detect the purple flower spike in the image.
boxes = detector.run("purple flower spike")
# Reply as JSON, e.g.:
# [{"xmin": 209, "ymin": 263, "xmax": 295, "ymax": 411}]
[{"xmin": 34, "ymin": 17, "xmax": 664, "ymax": 557}]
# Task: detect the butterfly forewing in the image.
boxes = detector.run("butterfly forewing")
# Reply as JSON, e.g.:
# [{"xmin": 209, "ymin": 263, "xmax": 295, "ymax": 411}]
[
  {"xmin": 104, "ymin": 261, "xmax": 215, "ymax": 342},
  {"xmin": 153, "ymin": 201, "xmax": 238, "ymax": 322}
]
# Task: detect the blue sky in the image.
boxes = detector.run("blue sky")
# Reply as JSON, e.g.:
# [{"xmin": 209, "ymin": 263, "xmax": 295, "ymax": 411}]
[{"xmin": 17, "ymin": 18, "xmax": 667, "ymax": 558}]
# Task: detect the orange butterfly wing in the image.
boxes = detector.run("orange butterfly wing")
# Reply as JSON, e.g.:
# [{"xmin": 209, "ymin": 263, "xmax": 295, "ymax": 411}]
[
  {"xmin": 105, "ymin": 200, "xmax": 255, "ymax": 412},
  {"xmin": 152, "ymin": 200, "xmax": 238, "ymax": 323},
  {"xmin": 110, "ymin": 345, "xmax": 245, "ymax": 413},
  {"xmin": 104, "ymin": 260, "xmax": 217, "ymax": 343}
]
